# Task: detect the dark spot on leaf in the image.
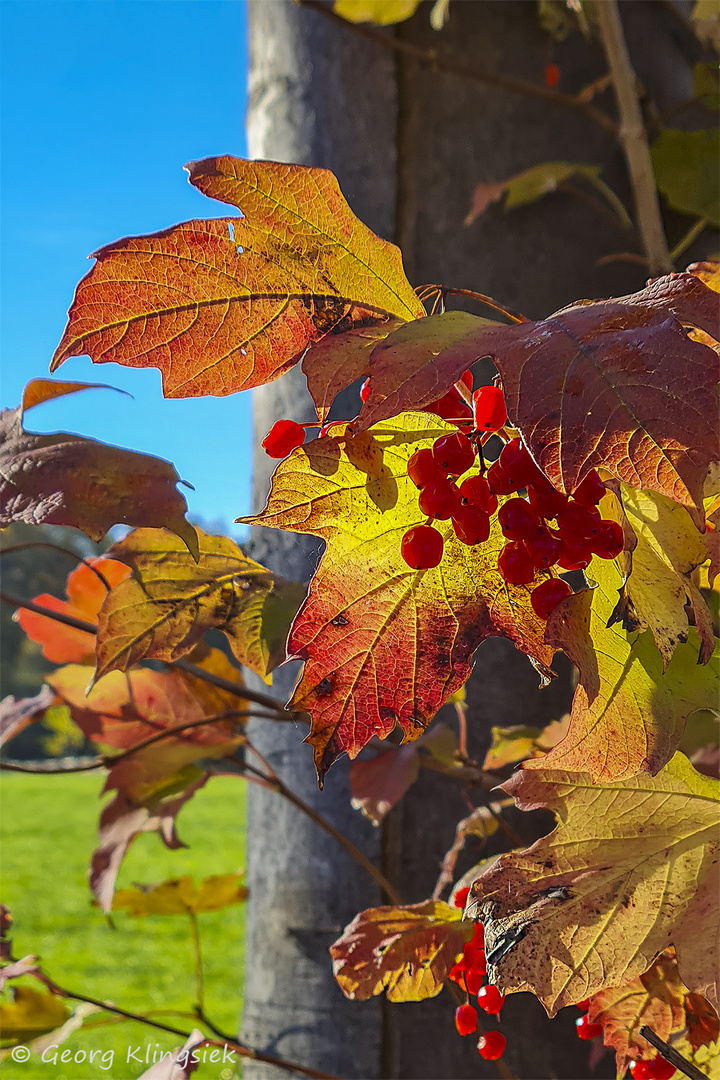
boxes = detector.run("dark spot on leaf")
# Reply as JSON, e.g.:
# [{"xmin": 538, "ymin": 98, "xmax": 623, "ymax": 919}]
[{"xmin": 331, "ymin": 614, "xmax": 349, "ymax": 627}]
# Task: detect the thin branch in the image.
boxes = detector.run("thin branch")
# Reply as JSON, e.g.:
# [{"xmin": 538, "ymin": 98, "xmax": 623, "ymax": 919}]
[
  {"xmin": 298, "ymin": 0, "xmax": 619, "ymax": 140},
  {"xmin": 0, "ymin": 591, "xmax": 297, "ymax": 719},
  {"xmin": 596, "ymin": 251, "xmax": 649, "ymax": 268},
  {"xmin": 0, "ymin": 758, "xmax": 100, "ymax": 775},
  {"xmin": 596, "ymin": 0, "xmax": 673, "ymax": 275},
  {"xmin": 188, "ymin": 911, "xmax": 204, "ymax": 1014},
  {"xmin": 0, "ymin": 543, "xmax": 113, "ymax": 590},
  {"xmin": 670, "ymin": 217, "xmax": 709, "ymax": 262},
  {"xmin": 58, "ymin": 986, "xmax": 342, "ymax": 1080},
  {"xmin": 639, "ymin": 1026, "xmax": 706, "ymax": 1080},
  {"xmin": 441, "ymin": 287, "xmax": 529, "ymax": 324}
]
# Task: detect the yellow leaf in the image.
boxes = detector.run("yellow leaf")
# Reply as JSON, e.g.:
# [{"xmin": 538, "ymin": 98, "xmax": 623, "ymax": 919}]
[
  {"xmin": 113, "ymin": 872, "xmax": 246, "ymax": 916},
  {"xmin": 0, "ymin": 987, "xmax": 70, "ymax": 1044},
  {"xmin": 467, "ymin": 753, "xmax": 720, "ymax": 1014},
  {"xmin": 333, "ymin": 0, "xmax": 421, "ymax": 25}
]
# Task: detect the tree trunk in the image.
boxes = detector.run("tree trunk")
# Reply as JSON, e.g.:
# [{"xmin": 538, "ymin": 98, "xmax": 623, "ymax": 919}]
[{"xmin": 243, "ymin": 2, "xmax": 697, "ymax": 1078}]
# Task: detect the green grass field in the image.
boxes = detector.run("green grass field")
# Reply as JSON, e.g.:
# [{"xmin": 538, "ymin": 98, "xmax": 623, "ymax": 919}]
[{"xmin": 0, "ymin": 771, "xmax": 246, "ymax": 1080}]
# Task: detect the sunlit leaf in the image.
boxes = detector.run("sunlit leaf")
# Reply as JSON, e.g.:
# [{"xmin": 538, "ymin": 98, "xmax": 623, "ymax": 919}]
[
  {"xmin": 97, "ymin": 528, "xmax": 278, "ymax": 681},
  {"xmin": 333, "ymin": 0, "xmax": 421, "ymax": 25},
  {"xmin": 330, "ymin": 900, "xmax": 473, "ymax": 1001},
  {"xmin": 466, "ymin": 753, "xmax": 720, "ymax": 1014},
  {"xmin": 52, "ymin": 158, "xmax": 423, "ymax": 398},
  {"xmin": 536, "ymin": 556, "xmax": 719, "ymax": 781},
  {"xmin": 15, "ymin": 557, "xmax": 130, "ymax": 664},
  {"xmin": 241, "ymin": 413, "xmax": 555, "ymax": 780}
]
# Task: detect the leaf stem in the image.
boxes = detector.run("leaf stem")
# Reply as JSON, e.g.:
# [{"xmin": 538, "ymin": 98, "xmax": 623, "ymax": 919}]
[
  {"xmin": 441, "ymin": 287, "xmax": 529, "ymax": 324},
  {"xmin": 596, "ymin": 0, "xmax": 673, "ymax": 275},
  {"xmin": 188, "ymin": 911, "xmax": 204, "ymax": 1014},
  {"xmin": 638, "ymin": 1025, "xmax": 706, "ymax": 1080},
  {"xmin": 298, "ymin": 0, "xmax": 619, "ymax": 140},
  {"xmin": 670, "ymin": 217, "xmax": 709, "ymax": 262}
]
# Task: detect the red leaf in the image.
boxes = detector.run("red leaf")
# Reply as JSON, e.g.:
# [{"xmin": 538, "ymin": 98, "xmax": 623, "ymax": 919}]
[{"xmin": 350, "ymin": 744, "xmax": 420, "ymax": 825}]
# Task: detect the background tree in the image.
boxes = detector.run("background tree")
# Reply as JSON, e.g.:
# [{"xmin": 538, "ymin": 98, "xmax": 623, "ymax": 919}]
[{"xmin": 242, "ymin": 2, "xmax": 716, "ymax": 1078}]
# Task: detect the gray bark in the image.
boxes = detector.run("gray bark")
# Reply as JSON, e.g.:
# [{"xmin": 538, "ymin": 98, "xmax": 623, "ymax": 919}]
[{"xmin": 243, "ymin": 2, "xmax": 698, "ymax": 1078}]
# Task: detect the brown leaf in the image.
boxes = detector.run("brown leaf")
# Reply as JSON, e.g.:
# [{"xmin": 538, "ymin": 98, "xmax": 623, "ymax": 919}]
[
  {"xmin": 52, "ymin": 158, "xmax": 423, "ymax": 398},
  {"xmin": 302, "ymin": 318, "xmax": 404, "ymax": 420},
  {"xmin": 685, "ymin": 992, "xmax": 720, "ymax": 1051},
  {"xmin": 357, "ymin": 271, "xmax": 720, "ymax": 516},
  {"xmin": 350, "ymin": 744, "xmax": 420, "ymax": 825},
  {"xmin": 98, "ymin": 528, "xmax": 276, "ymax": 680},
  {"xmin": 0, "ymin": 686, "xmax": 56, "ymax": 747},
  {"xmin": 330, "ymin": 900, "xmax": 473, "ymax": 1002},
  {"xmin": 0, "ymin": 404, "xmax": 198, "ymax": 556}
]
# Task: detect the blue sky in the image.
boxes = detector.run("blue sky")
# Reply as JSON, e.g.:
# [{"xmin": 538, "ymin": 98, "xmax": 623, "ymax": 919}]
[{"xmin": 1, "ymin": 0, "xmax": 251, "ymax": 534}]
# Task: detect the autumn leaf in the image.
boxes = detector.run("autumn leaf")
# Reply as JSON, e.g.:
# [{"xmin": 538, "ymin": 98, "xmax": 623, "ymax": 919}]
[
  {"xmin": 113, "ymin": 873, "xmax": 246, "ymax": 916},
  {"xmin": 330, "ymin": 900, "xmax": 473, "ymax": 1002},
  {"xmin": 0, "ymin": 987, "xmax": 70, "ymax": 1045},
  {"xmin": 0, "ymin": 687, "xmax": 57, "ymax": 748},
  {"xmin": 333, "ymin": 0, "xmax": 421, "ymax": 25},
  {"xmin": 587, "ymin": 950, "xmax": 687, "ymax": 1074},
  {"xmin": 466, "ymin": 753, "xmax": 720, "ymax": 1015},
  {"xmin": 483, "ymin": 725, "xmax": 544, "ymax": 769},
  {"xmin": 652, "ymin": 128, "xmax": 720, "ymax": 225},
  {"xmin": 350, "ymin": 744, "xmax": 420, "ymax": 826},
  {"xmin": 604, "ymin": 486, "xmax": 715, "ymax": 666},
  {"xmin": 47, "ymin": 648, "xmax": 246, "ymax": 910},
  {"xmin": 15, "ymin": 557, "xmax": 130, "ymax": 664},
  {"xmin": 0, "ymin": 399, "xmax": 198, "ymax": 556},
  {"xmin": 538, "ymin": 554, "xmax": 719, "ymax": 782},
  {"xmin": 52, "ymin": 158, "xmax": 423, "ymax": 398},
  {"xmin": 464, "ymin": 162, "xmax": 626, "ymax": 226},
  {"xmin": 240, "ymin": 413, "xmax": 556, "ymax": 780},
  {"xmin": 357, "ymin": 271, "xmax": 720, "ymax": 517},
  {"xmin": 20, "ymin": 377, "xmax": 131, "ymax": 414},
  {"xmin": 301, "ymin": 318, "xmax": 404, "ymax": 421},
  {"xmin": 96, "ymin": 527, "xmax": 281, "ymax": 681},
  {"xmin": 685, "ymin": 993, "xmax": 720, "ymax": 1052}
]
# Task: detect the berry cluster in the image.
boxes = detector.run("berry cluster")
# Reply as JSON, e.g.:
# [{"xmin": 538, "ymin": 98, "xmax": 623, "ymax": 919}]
[
  {"xmin": 450, "ymin": 888, "xmax": 507, "ymax": 1061},
  {"xmin": 402, "ymin": 386, "xmax": 624, "ymax": 622}
]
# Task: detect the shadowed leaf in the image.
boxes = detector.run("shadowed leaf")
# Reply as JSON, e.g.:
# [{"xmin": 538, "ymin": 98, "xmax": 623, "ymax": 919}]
[
  {"xmin": 466, "ymin": 753, "xmax": 720, "ymax": 1014},
  {"xmin": 652, "ymin": 128, "xmax": 720, "ymax": 225},
  {"xmin": 330, "ymin": 900, "xmax": 473, "ymax": 1002},
  {"xmin": 350, "ymin": 744, "xmax": 420, "ymax": 826},
  {"xmin": 52, "ymin": 158, "xmax": 422, "ymax": 398},
  {"xmin": 302, "ymin": 318, "xmax": 403, "ymax": 420},
  {"xmin": 465, "ymin": 162, "xmax": 610, "ymax": 225},
  {"xmin": 241, "ymin": 413, "xmax": 556, "ymax": 781},
  {"xmin": 0, "ymin": 687, "xmax": 57, "ymax": 747}
]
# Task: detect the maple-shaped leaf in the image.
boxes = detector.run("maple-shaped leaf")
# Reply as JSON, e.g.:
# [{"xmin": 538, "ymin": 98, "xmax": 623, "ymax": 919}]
[
  {"xmin": 0, "ymin": 395, "xmax": 198, "ymax": 555},
  {"xmin": 47, "ymin": 648, "xmax": 246, "ymax": 909},
  {"xmin": 604, "ymin": 486, "xmax": 715, "ymax": 666},
  {"xmin": 0, "ymin": 987, "xmax": 70, "ymax": 1045},
  {"xmin": 357, "ymin": 271, "xmax": 720, "ymax": 516},
  {"xmin": 52, "ymin": 157, "xmax": 423, "ymax": 398},
  {"xmin": 96, "ymin": 527, "xmax": 284, "ymax": 681},
  {"xmin": 540, "ymin": 555, "xmax": 719, "ymax": 781},
  {"xmin": 301, "ymin": 318, "xmax": 404, "ymax": 421},
  {"xmin": 113, "ymin": 872, "xmax": 246, "ymax": 916},
  {"xmin": 240, "ymin": 413, "xmax": 556, "ymax": 780},
  {"xmin": 685, "ymin": 993, "xmax": 720, "ymax": 1052},
  {"xmin": 587, "ymin": 950, "xmax": 687, "ymax": 1074},
  {"xmin": 465, "ymin": 753, "xmax": 720, "ymax": 1014},
  {"xmin": 330, "ymin": 900, "xmax": 473, "ymax": 1002},
  {"xmin": 15, "ymin": 557, "xmax": 130, "ymax": 664},
  {"xmin": 0, "ymin": 686, "xmax": 57, "ymax": 748}
]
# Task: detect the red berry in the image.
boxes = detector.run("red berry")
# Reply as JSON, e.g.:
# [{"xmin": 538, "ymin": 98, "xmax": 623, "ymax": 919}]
[
  {"xmin": 575, "ymin": 1014, "xmax": 602, "ymax": 1040},
  {"xmin": 432, "ymin": 432, "xmax": 476, "ymax": 475},
  {"xmin": 472, "ymin": 385, "xmax": 507, "ymax": 433},
  {"xmin": 470, "ymin": 922, "xmax": 484, "ymax": 947},
  {"xmin": 459, "ymin": 474, "xmax": 498, "ymax": 514},
  {"xmin": 498, "ymin": 541, "xmax": 536, "ymax": 585},
  {"xmin": 262, "ymin": 419, "xmax": 306, "ymax": 458},
  {"xmin": 545, "ymin": 62, "xmax": 561, "ymax": 87},
  {"xmin": 418, "ymin": 479, "xmax": 462, "ymax": 520},
  {"xmin": 449, "ymin": 961, "xmax": 467, "ymax": 984},
  {"xmin": 455, "ymin": 1003, "xmax": 478, "ymax": 1036},
  {"xmin": 630, "ymin": 1062, "xmax": 654, "ymax": 1080},
  {"xmin": 528, "ymin": 482, "xmax": 568, "ymax": 521},
  {"xmin": 360, "ymin": 377, "xmax": 371, "ymax": 403},
  {"xmin": 401, "ymin": 525, "xmax": 444, "ymax": 569},
  {"xmin": 477, "ymin": 984, "xmax": 505, "ymax": 1014},
  {"xmin": 557, "ymin": 534, "xmax": 592, "ymax": 571},
  {"xmin": 647, "ymin": 1058, "xmax": 676, "ymax": 1080},
  {"xmin": 453, "ymin": 505, "xmax": 490, "ymax": 545},
  {"xmin": 588, "ymin": 519, "xmax": 624, "ymax": 559},
  {"xmin": 453, "ymin": 886, "xmax": 471, "ymax": 909},
  {"xmin": 407, "ymin": 448, "xmax": 447, "ymax": 489},
  {"xmin": 498, "ymin": 497, "xmax": 540, "ymax": 541},
  {"xmin": 573, "ymin": 468, "xmax": 605, "ymax": 506},
  {"xmin": 487, "ymin": 462, "xmax": 519, "ymax": 496},
  {"xmin": 531, "ymin": 577, "xmax": 572, "ymax": 620},
  {"xmin": 477, "ymin": 1031, "xmax": 506, "ymax": 1060},
  {"xmin": 424, "ymin": 387, "xmax": 473, "ymax": 430},
  {"xmin": 499, "ymin": 438, "xmax": 541, "ymax": 487},
  {"xmin": 465, "ymin": 967, "xmax": 484, "ymax": 995},
  {"xmin": 556, "ymin": 501, "xmax": 602, "ymax": 539},
  {"xmin": 575, "ymin": 999, "xmax": 591, "ymax": 1011},
  {"xmin": 524, "ymin": 526, "xmax": 562, "ymax": 569}
]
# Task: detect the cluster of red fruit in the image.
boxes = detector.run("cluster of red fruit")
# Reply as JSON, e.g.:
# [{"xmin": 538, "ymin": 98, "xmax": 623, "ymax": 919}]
[
  {"xmin": 450, "ymin": 887, "xmax": 507, "ymax": 1061},
  {"xmin": 402, "ymin": 385, "xmax": 624, "ymax": 620}
]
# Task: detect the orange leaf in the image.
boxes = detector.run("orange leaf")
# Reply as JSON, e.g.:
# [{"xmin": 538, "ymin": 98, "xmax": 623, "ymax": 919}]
[
  {"xmin": 15, "ymin": 557, "xmax": 131, "ymax": 664},
  {"xmin": 51, "ymin": 157, "xmax": 423, "ymax": 398}
]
